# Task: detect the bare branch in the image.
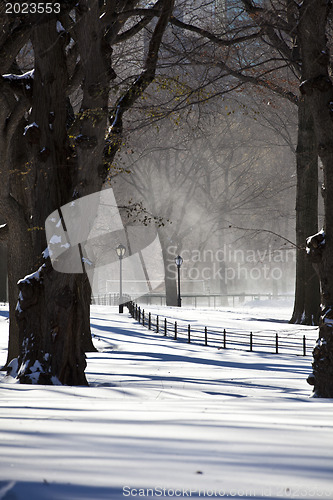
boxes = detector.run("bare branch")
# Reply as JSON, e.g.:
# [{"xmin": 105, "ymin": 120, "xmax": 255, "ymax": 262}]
[
  {"xmin": 228, "ymin": 224, "xmax": 299, "ymax": 249},
  {"xmin": 103, "ymin": 0, "xmax": 165, "ymax": 44},
  {"xmin": 170, "ymin": 16, "xmax": 263, "ymax": 47},
  {"xmin": 114, "ymin": 14, "xmax": 157, "ymax": 44},
  {"xmin": 109, "ymin": 0, "xmax": 175, "ymax": 134},
  {"xmin": 0, "ymin": 71, "xmax": 34, "ymax": 101},
  {"xmin": 241, "ymin": 0, "xmax": 300, "ymax": 75},
  {"xmin": 0, "ymin": 22, "xmax": 31, "ymax": 73}
]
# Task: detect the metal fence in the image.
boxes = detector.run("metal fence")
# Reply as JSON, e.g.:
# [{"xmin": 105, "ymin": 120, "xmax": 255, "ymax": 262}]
[
  {"xmin": 127, "ymin": 302, "xmax": 316, "ymax": 357},
  {"xmin": 92, "ymin": 292, "xmax": 295, "ymax": 308},
  {"xmin": 91, "ymin": 293, "xmax": 132, "ymax": 306},
  {"xmin": 137, "ymin": 293, "xmax": 295, "ymax": 308}
]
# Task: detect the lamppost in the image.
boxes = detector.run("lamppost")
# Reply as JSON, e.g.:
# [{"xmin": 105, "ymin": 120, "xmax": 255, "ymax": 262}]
[
  {"xmin": 116, "ymin": 244, "xmax": 126, "ymax": 313},
  {"xmin": 175, "ymin": 255, "xmax": 183, "ymax": 307}
]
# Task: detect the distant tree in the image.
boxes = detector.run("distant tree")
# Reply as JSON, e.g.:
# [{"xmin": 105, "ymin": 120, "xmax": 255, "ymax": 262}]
[
  {"xmin": 239, "ymin": 0, "xmax": 320, "ymax": 324},
  {"xmin": 165, "ymin": 0, "xmax": 320, "ymax": 324},
  {"xmin": 115, "ymin": 99, "xmax": 295, "ymax": 303},
  {"xmin": 299, "ymin": 0, "xmax": 333, "ymax": 397},
  {"xmin": 114, "ymin": 118, "xmax": 204, "ymax": 305}
]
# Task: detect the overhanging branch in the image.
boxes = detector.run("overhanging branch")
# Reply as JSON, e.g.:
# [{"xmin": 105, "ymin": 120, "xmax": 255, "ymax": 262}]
[
  {"xmin": 170, "ymin": 16, "xmax": 263, "ymax": 47},
  {"xmin": 109, "ymin": 0, "xmax": 175, "ymax": 132}
]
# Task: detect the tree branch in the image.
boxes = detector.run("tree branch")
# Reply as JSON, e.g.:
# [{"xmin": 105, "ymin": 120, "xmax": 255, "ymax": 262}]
[
  {"xmin": 114, "ymin": 14, "xmax": 157, "ymax": 44},
  {"xmin": 108, "ymin": 0, "xmax": 175, "ymax": 135},
  {"xmin": 241, "ymin": 0, "xmax": 300, "ymax": 75},
  {"xmin": 103, "ymin": 0, "xmax": 165, "ymax": 44},
  {"xmin": 0, "ymin": 71, "xmax": 34, "ymax": 101},
  {"xmin": 170, "ymin": 16, "xmax": 263, "ymax": 47},
  {"xmin": 0, "ymin": 22, "xmax": 31, "ymax": 74},
  {"xmin": 228, "ymin": 224, "xmax": 300, "ymax": 249}
]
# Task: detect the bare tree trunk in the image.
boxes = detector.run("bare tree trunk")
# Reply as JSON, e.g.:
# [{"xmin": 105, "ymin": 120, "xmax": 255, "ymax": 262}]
[
  {"xmin": 11, "ymin": 0, "xmax": 175, "ymax": 384},
  {"xmin": 299, "ymin": 0, "xmax": 333, "ymax": 397},
  {"xmin": 13, "ymin": 17, "xmax": 92, "ymax": 384},
  {"xmin": 0, "ymin": 243, "xmax": 6, "ymax": 302},
  {"xmin": 15, "ymin": 262, "xmax": 88, "ymax": 385},
  {"xmin": 80, "ymin": 276, "xmax": 97, "ymax": 353},
  {"xmin": 5, "ymin": 234, "xmax": 29, "ymax": 367},
  {"xmin": 290, "ymin": 98, "xmax": 320, "ymax": 325},
  {"xmin": 158, "ymin": 230, "xmax": 178, "ymax": 306}
]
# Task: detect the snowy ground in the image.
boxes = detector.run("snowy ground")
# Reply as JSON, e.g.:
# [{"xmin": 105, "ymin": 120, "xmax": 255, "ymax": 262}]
[{"xmin": 0, "ymin": 301, "xmax": 332, "ymax": 500}]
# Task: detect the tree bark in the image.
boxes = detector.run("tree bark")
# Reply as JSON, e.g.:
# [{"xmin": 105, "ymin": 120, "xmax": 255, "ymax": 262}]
[
  {"xmin": 0, "ymin": 243, "xmax": 7, "ymax": 302},
  {"xmin": 12, "ymin": 17, "xmax": 91, "ymax": 385},
  {"xmin": 299, "ymin": 0, "xmax": 333, "ymax": 397},
  {"xmin": 290, "ymin": 98, "xmax": 320, "ymax": 325},
  {"xmin": 9, "ymin": 0, "xmax": 175, "ymax": 384},
  {"xmin": 158, "ymin": 229, "xmax": 178, "ymax": 306}
]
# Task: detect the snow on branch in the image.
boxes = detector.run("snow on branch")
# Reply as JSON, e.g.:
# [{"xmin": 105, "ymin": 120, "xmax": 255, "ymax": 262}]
[
  {"xmin": 0, "ymin": 223, "xmax": 8, "ymax": 241},
  {"xmin": 306, "ymin": 229, "xmax": 325, "ymax": 263},
  {"xmin": 1, "ymin": 70, "xmax": 34, "ymax": 98}
]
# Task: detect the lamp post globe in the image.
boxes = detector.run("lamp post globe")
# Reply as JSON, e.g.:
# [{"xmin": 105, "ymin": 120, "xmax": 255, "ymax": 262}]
[
  {"xmin": 116, "ymin": 244, "xmax": 126, "ymax": 259},
  {"xmin": 175, "ymin": 255, "xmax": 183, "ymax": 268},
  {"xmin": 116, "ymin": 244, "xmax": 126, "ymax": 313},
  {"xmin": 175, "ymin": 255, "xmax": 183, "ymax": 307}
]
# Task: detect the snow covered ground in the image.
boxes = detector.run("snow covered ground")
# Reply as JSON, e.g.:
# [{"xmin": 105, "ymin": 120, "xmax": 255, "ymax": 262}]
[{"xmin": 0, "ymin": 301, "xmax": 332, "ymax": 500}]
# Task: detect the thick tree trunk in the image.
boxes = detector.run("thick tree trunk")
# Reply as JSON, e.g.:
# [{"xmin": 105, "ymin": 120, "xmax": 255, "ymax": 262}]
[
  {"xmin": 80, "ymin": 276, "xmax": 97, "ymax": 353},
  {"xmin": 0, "ymin": 243, "xmax": 6, "ymax": 302},
  {"xmin": 299, "ymin": 0, "xmax": 333, "ymax": 397},
  {"xmin": 12, "ymin": 11, "xmax": 106, "ymax": 384},
  {"xmin": 5, "ymin": 234, "xmax": 30, "ymax": 367},
  {"xmin": 290, "ymin": 98, "xmax": 320, "ymax": 325},
  {"xmin": 4, "ymin": 0, "xmax": 175, "ymax": 384},
  {"xmin": 3, "ymin": 179, "xmax": 34, "ymax": 369},
  {"xmin": 14, "ymin": 261, "xmax": 88, "ymax": 385}
]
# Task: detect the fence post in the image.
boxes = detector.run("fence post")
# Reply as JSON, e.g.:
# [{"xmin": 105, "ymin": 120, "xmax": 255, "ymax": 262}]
[
  {"xmin": 148, "ymin": 312, "xmax": 151, "ymax": 330},
  {"xmin": 156, "ymin": 316, "xmax": 159, "ymax": 333},
  {"xmin": 205, "ymin": 326, "xmax": 208, "ymax": 346},
  {"xmin": 250, "ymin": 332, "xmax": 253, "ymax": 352},
  {"xmin": 138, "ymin": 307, "xmax": 141, "ymax": 323},
  {"xmin": 303, "ymin": 335, "xmax": 306, "ymax": 356},
  {"xmin": 135, "ymin": 304, "xmax": 138, "ymax": 320},
  {"xmin": 142, "ymin": 309, "xmax": 145, "ymax": 327},
  {"xmin": 275, "ymin": 333, "xmax": 278, "ymax": 354},
  {"xmin": 174, "ymin": 321, "xmax": 177, "ymax": 340},
  {"xmin": 164, "ymin": 318, "xmax": 167, "ymax": 336},
  {"xmin": 223, "ymin": 329, "xmax": 226, "ymax": 349},
  {"xmin": 188, "ymin": 324, "xmax": 191, "ymax": 343}
]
